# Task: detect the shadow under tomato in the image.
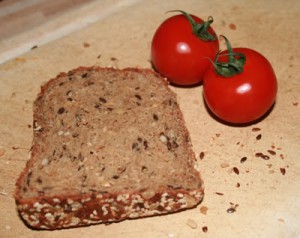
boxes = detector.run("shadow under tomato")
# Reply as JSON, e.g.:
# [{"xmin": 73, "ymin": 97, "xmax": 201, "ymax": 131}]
[{"xmin": 202, "ymin": 93, "xmax": 277, "ymax": 127}]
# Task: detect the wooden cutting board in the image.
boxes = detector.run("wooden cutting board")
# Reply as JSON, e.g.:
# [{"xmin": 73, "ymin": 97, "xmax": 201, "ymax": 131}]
[{"xmin": 1, "ymin": 0, "xmax": 299, "ymax": 237}]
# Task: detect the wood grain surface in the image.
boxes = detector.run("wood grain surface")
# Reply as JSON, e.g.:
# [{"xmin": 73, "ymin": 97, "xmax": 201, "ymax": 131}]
[
  {"xmin": 0, "ymin": 0, "xmax": 299, "ymax": 237},
  {"xmin": 0, "ymin": 0, "xmax": 97, "ymax": 39},
  {"xmin": 0, "ymin": 0, "xmax": 143, "ymax": 64}
]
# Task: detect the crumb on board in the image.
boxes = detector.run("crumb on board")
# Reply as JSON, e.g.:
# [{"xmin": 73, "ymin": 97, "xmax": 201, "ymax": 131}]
[
  {"xmin": 0, "ymin": 187, "xmax": 8, "ymax": 196},
  {"xmin": 252, "ymin": 127, "xmax": 261, "ymax": 132},
  {"xmin": 227, "ymin": 203, "xmax": 239, "ymax": 213},
  {"xmin": 168, "ymin": 233, "xmax": 176, "ymax": 238},
  {"xmin": 268, "ymin": 170, "xmax": 275, "ymax": 174},
  {"xmin": 200, "ymin": 206, "xmax": 208, "ymax": 215},
  {"xmin": 83, "ymin": 42, "xmax": 90, "ymax": 48},
  {"xmin": 5, "ymin": 225, "xmax": 11, "ymax": 230},
  {"xmin": 229, "ymin": 23, "xmax": 236, "ymax": 30},
  {"xmin": 0, "ymin": 148, "xmax": 5, "ymax": 157},
  {"xmin": 186, "ymin": 219, "xmax": 198, "ymax": 229},
  {"xmin": 220, "ymin": 162, "xmax": 230, "ymax": 168}
]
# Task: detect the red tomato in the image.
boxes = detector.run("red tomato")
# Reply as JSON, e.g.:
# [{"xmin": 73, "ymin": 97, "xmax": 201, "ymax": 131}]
[
  {"xmin": 203, "ymin": 46, "xmax": 277, "ymax": 124},
  {"xmin": 151, "ymin": 11, "xmax": 219, "ymax": 86}
]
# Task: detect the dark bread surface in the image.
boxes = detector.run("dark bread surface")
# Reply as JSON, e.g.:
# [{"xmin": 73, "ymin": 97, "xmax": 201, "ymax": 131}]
[{"xmin": 14, "ymin": 67, "xmax": 204, "ymax": 229}]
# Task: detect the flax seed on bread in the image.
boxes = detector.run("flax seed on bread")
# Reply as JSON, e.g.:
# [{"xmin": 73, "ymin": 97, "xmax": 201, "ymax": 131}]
[{"xmin": 14, "ymin": 67, "xmax": 204, "ymax": 229}]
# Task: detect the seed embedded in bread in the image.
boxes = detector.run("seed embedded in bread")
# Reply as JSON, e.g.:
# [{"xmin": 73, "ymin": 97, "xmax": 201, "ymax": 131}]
[{"xmin": 14, "ymin": 67, "xmax": 204, "ymax": 229}]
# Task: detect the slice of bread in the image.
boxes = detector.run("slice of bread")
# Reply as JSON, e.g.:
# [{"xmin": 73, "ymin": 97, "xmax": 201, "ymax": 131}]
[{"xmin": 15, "ymin": 67, "xmax": 204, "ymax": 229}]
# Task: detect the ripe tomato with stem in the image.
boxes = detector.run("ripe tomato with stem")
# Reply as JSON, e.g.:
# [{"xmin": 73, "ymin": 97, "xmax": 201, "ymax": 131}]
[
  {"xmin": 151, "ymin": 10, "xmax": 219, "ymax": 86},
  {"xmin": 203, "ymin": 36, "xmax": 278, "ymax": 124}
]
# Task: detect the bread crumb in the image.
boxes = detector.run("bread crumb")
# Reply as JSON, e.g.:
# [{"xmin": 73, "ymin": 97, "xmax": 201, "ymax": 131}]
[
  {"xmin": 5, "ymin": 225, "xmax": 11, "ymax": 230},
  {"xmin": 200, "ymin": 206, "xmax": 208, "ymax": 215},
  {"xmin": 186, "ymin": 218, "xmax": 198, "ymax": 229},
  {"xmin": 220, "ymin": 162, "xmax": 230, "ymax": 168},
  {"xmin": 168, "ymin": 233, "xmax": 176, "ymax": 238},
  {"xmin": 0, "ymin": 148, "xmax": 5, "ymax": 157},
  {"xmin": 229, "ymin": 23, "xmax": 236, "ymax": 30},
  {"xmin": 0, "ymin": 191, "xmax": 8, "ymax": 196},
  {"xmin": 252, "ymin": 127, "xmax": 261, "ymax": 132},
  {"xmin": 83, "ymin": 42, "xmax": 90, "ymax": 48}
]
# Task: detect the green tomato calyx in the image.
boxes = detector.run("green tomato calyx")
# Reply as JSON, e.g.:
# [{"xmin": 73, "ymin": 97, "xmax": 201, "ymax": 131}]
[
  {"xmin": 212, "ymin": 35, "xmax": 246, "ymax": 77},
  {"xmin": 169, "ymin": 10, "xmax": 217, "ymax": 41}
]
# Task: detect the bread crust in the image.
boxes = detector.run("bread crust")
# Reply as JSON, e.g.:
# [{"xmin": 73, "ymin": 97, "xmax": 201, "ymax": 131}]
[{"xmin": 14, "ymin": 66, "xmax": 204, "ymax": 229}]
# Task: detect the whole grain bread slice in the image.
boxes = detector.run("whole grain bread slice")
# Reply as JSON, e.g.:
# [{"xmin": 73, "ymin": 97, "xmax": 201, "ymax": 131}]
[{"xmin": 15, "ymin": 67, "xmax": 204, "ymax": 229}]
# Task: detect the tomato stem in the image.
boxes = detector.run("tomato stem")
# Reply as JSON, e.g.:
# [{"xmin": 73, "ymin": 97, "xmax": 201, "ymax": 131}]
[
  {"xmin": 212, "ymin": 35, "xmax": 246, "ymax": 77},
  {"xmin": 168, "ymin": 10, "xmax": 217, "ymax": 41}
]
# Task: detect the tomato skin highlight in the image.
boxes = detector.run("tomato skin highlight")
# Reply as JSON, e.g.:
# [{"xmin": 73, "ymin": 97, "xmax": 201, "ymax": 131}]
[
  {"xmin": 151, "ymin": 14, "xmax": 219, "ymax": 86},
  {"xmin": 203, "ymin": 48, "xmax": 277, "ymax": 124}
]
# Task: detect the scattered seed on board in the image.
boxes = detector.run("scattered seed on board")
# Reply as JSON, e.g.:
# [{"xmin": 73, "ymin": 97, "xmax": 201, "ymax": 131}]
[
  {"xmin": 240, "ymin": 157, "xmax": 247, "ymax": 163},
  {"xmin": 280, "ymin": 168, "xmax": 286, "ymax": 175},
  {"xmin": 267, "ymin": 150, "xmax": 276, "ymax": 155},
  {"xmin": 227, "ymin": 207, "xmax": 236, "ymax": 213},
  {"xmin": 227, "ymin": 204, "xmax": 239, "ymax": 213},
  {"xmin": 255, "ymin": 152, "xmax": 270, "ymax": 160},
  {"xmin": 233, "ymin": 167, "xmax": 240, "ymax": 175}
]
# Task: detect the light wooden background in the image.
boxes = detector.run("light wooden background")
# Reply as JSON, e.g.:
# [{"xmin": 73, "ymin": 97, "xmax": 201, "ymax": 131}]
[
  {"xmin": 0, "ymin": 0, "xmax": 142, "ymax": 64},
  {"xmin": 0, "ymin": 0, "xmax": 97, "ymax": 40}
]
